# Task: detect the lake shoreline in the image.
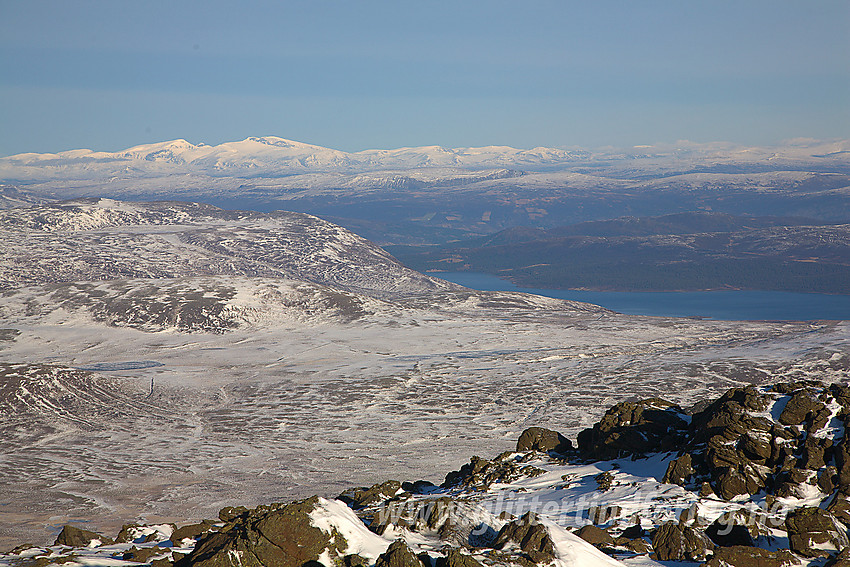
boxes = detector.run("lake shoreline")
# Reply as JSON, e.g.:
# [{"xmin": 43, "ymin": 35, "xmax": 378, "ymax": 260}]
[{"xmin": 433, "ymin": 271, "xmax": 850, "ymax": 321}]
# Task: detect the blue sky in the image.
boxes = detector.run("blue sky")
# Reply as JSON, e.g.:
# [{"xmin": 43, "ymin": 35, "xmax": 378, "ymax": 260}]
[{"xmin": 1, "ymin": 0, "xmax": 848, "ymax": 155}]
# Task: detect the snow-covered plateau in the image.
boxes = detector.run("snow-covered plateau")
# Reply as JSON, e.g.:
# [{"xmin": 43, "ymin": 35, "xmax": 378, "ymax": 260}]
[{"xmin": 1, "ymin": 199, "xmax": 850, "ymax": 566}]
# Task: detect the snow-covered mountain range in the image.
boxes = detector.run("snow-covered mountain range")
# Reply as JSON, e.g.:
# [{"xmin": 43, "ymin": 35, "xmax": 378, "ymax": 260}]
[
  {"xmin": 3, "ymin": 136, "xmax": 849, "ymax": 180},
  {"xmin": 3, "ymin": 137, "xmax": 849, "ymax": 241}
]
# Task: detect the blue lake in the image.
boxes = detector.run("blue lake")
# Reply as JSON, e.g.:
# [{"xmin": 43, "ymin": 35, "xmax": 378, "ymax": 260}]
[{"xmin": 434, "ymin": 272, "xmax": 850, "ymax": 321}]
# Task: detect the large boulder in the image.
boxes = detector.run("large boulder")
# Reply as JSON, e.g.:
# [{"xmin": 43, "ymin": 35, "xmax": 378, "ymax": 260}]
[
  {"xmin": 434, "ymin": 548, "xmax": 484, "ymax": 567},
  {"xmin": 650, "ymin": 522, "xmax": 713, "ymax": 562},
  {"xmin": 705, "ymin": 513, "xmax": 756, "ymax": 548},
  {"xmin": 830, "ymin": 494, "xmax": 850, "ymax": 526},
  {"xmin": 662, "ymin": 454, "xmax": 694, "ymax": 486},
  {"xmin": 713, "ymin": 463, "xmax": 767, "ymax": 500},
  {"xmin": 170, "ymin": 522, "xmax": 216, "ymax": 546},
  {"xmin": 54, "ymin": 525, "xmax": 113, "ymax": 547},
  {"xmin": 785, "ymin": 507, "xmax": 850, "ymax": 558},
  {"xmin": 779, "ymin": 389, "xmax": 825, "ymax": 426},
  {"xmin": 704, "ymin": 546, "xmax": 797, "ymax": 567},
  {"xmin": 176, "ymin": 497, "xmax": 348, "ymax": 567},
  {"xmin": 577, "ymin": 398, "xmax": 688, "ymax": 460},
  {"xmin": 516, "ymin": 427, "xmax": 572, "ymax": 455},
  {"xmin": 493, "ymin": 512, "xmax": 556, "ymax": 564},
  {"xmin": 339, "ymin": 480, "xmax": 402, "ymax": 509},
  {"xmin": 575, "ymin": 525, "xmax": 614, "ymax": 547},
  {"xmin": 375, "ymin": 540, "xmax": 424, "ymax": 567}
]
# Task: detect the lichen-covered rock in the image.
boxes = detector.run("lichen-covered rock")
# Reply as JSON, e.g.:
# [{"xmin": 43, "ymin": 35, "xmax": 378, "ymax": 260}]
[
  {"xmin": 703, "ymin": 546, "xmax": 797, "ymax": 567},
  {"xmin": 375, "ymin": 540, "xmax": 424, "ymax": 567},
  {"xmin": 827, "ymin": 547, "xmax": 850, "ymax": 567},
  {"xmin": 170, "ymin": 522, "xmax": 215, "ymax": 546},
  {"xmin": 577, "ymin": 398, "xmax": 688, "ymax": 460},
  {"xmin": 493, "ymin": 512, "xmax": 556, "ymax": 564},
  {"xmin": 218, "ymin": 506, "xmax": 249, "ymax": 523},
  {"xmin": 441, "ymin": 455, "xmax": 544, "ymax": 489},
  {"xmin": 54, "ymin": 525, "xmax": 113, "ymax": 548},
  {"xmin": 575, "ymin": 525, "xmax": 614, "ymax": 547},
  {"xmin": 650, "ymin": 522, "xmax": 713, "ymax": 562},
  {"xmin": 785, "ymin": 507, "xmax": 850, "ymax": 558},
  {"xmin": 662, "ymin": 454, "xmax": 694, "ymax": 486},
  {"xmin": 176, "ymin": 497, "xmax": 347, "ymax": 567},
  {"xmin": 820, "ymin": 466, "xmax": 839, "ymax": 494},
  {"xmin": 588, "ymin": 505, "xmax": 621, "ymax": 525},
  {"xmin": 123, "ymin": 546, "xmax": 168, "ymax": 562},
  {"xmin": 515, "ymin": 427, "xmax": 572, "ymax": 454},
  {"xmin": 434, "ymin": 548, "xmax": 483, "ymax": 567},
  {"xmin": 343, "ymin": 554, "xmax": 369, "ymax": 567},
  {"xmin": 705, "ymin": 513, "xmax": 756, "ymax": 548},
  {"xmin": 830, "ymin": 494, "xmax": 850, "ymax": 526},
  {"xmin": 594, "ymin": 471, "xmax": 614, "ymax": 492},
  {"xmin": 779, "ymin": 389, "xmax": 825, "ymax": 426},
  {"xmin": 339, "ymin": 480, "xmax": 402, "ymax": 509}
]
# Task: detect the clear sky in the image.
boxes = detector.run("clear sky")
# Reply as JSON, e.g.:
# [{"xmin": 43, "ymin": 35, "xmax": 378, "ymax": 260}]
[{"xmin": 1, "ymin": 0, "xmax": 848, "ymax": 156}]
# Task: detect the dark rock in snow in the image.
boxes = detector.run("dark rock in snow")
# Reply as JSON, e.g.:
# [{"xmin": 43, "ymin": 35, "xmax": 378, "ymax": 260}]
[
  {"xmin": 401, "ymin": 480, "xmax": 436, "ymax": 494},
  {"xmin": 218, "ymin": 506, "xmax": 249, "ymax": 523},
  {"xmin": 575, "ymin": 525, "xmax": 614, "ymax": 547},
  {"xmin": 821, "ymin": 466, "xmax": 840, "ymax": 494},
  {"xmin": 442, "ymin": 455, "xmax": 544, "ymax": 489},
  {"xmin": 829, "ymin": 494, "xmax": 850, "ymax": 526},
  {"xmin": 375, "ymin": 540, "xmax": 424, "ymax": 567},
  {"xmin": 615, "ymin": 537, "xmax": 650, "ymax": 554},
  {"xmin": 54, "ymin": 525, "xmax": 113, "ymax": 547},
  {"xmin": 650, "ymin": 521, "xmax": 713, "ymax": 562},
  {"xmin": 621, "ymin": 524, "xmax": 646, "ymax": 539},
  {"xmin": 123, "ymin": 546, "xmax": 168, "ymax": 562},
  {"xmin": 339, "ymin": 480, "xmax": 402, "ymax": 509},
  {"xmin": 662, "ymin": 453, "xmax": 694, "ymax": 486},
  {"xmin": 343, "ymin": 554, "xmax": 369, "ymax": 567},
  {"xmin": 705, "ymin": 513, "xmax": 756, "ymax": 548},
  {"xmin": 588, "ymin": 505, "xmax": 621, "ymax": 525},
  {"xmin": 577, "ymin": 398, "xmax": 688, "ymax": 460},
  {"xmin": 594, "ymin": 471, "xmax": 614, "ymax": 492},
  {"xmin": 779, "ymin": 389, "xmax": 826, "ymax": 426},
  {"xmin": 703, "ymin": 546, "xmax": 797, "ymax": 567},
  {"xmin": 785, "ymin": 506, "xmax": 850, "ymax": 558},
  {"xmin": 115, "ymin": 524, "xmax": 143, "ymax": 544},
  {"xmin": 493, "ymin": 512, "xmax": 556, "ymax": 564},
  {"xmin": 170, "ymin": 522, "xmax": 215, "ymax": 545},
  {"xmin": 515, "ymin": 427, "xmax": 572, "ymax": 454},
  {"xmin": 434, "ymin": 548, "xmax": 484, "ymax": 567},
  {"xmin": 176, "ymin": 497, "xmax": 346, "ymax": 567}
]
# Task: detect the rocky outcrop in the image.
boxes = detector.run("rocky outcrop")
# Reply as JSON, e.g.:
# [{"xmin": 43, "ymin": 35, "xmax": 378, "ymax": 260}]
[
  {"xmin": 705, "ymin": 513, "xmax": 756, "ymax": 548},
  {"xmin": 662, "ymin": 453, "xmax": 694, "ymax": 486},
  {"xmin": 577, "ymin": 398, "xmax": 689, "ymax": 460},
  {"xmin": 785, "ymin": 507, "xmax": 850, "ymax": 558},
  {"xmin": 442, "ymin": 455, "xmax": 544, "ymax": 489},
  {"xmin": 434, "ymin": 548, "xmax": 484, "ymax": 567},
  {"xmin": 704, "ymin": 546, "xmax": 797, "ymax": 567},
  {"xmin": 492, "ymin": 512, "xmax": 556, "ymax": 564},
  {"xmin": 170, "ymin": 522, "xmax": 216, "ymax": 546},
  {"xmin": 575, "ymin": 525, "xmax": 614, "ymax": 547},
  {"xmin": 339, "ymin": 480, "xmax": 402, "ymax": 509},
  {"xmin": 650, "ymin": 522, "xmax": 713, "ymax": 562},
  {"xmin": 779, "ymin": 389, "xmax": 826, "ymax": 426},
  {"xmin": 176, "ymin": 497, "xmax": 346, "ymax": 567},
  {"xmin": 374, "ymin": 540, "xmax": 424, "ymax": 567},
  {"xmin": 515, "ymin": 427, "xmax": 572, "ymax": 455}
]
